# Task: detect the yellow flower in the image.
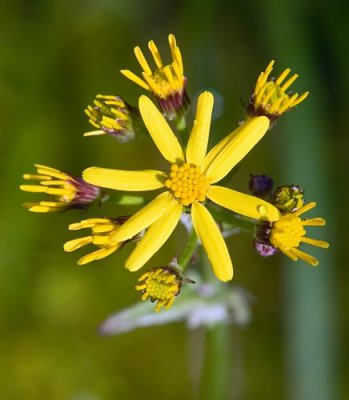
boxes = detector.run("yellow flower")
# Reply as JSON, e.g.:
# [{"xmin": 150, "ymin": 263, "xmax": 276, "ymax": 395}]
[
  {"xmin": 248, "ymin": 60, "xmax": 309, "ymax": 121},
  {"xmin": 84, "ymin": 95, "xmax": 138, "ymax": 142},
  {"xmin": 120, "ymin": 34, "xmax": 189, "ymax": 120},
  {"xmin": 64, "ymin": 216, "xmax": 141, "ymax": 265},
  {"xmin": 20, "ymin": 164, "xmax": 100, "ymax": 212},
  {"xmin": 83, "ymin": 92, "xmax": 280, "ymax": 281},
  {"xmin": 269, "ymin": 202, "xmax": 329, "ymax": 266},
  {"xmin": 135, "ymin": 266, "xmax": 183, "ymax": 312}
]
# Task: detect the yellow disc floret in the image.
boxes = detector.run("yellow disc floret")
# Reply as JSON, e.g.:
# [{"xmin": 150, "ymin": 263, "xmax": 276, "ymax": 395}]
[
  {"xmin": 165, "ymin": 162, "xmax": 209, "ymax": 206},
  {"xmin": 270, "ymin": 214, "xmax": 306, "ymax": 250},
  {"xmin": 136, "ymin": 267, "xmax": 182, "ymax": 312}
]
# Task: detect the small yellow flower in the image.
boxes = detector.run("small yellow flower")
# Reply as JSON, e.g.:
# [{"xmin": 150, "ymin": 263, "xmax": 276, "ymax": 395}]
[
  {"xmin": 248, "ymin": 60, "xmax": 309, "ymax": 121},
  {"xmin": 82, "ymin": 91, "xmax": 280, "ymax": 282},
  {"xmin": 84, "ymin": 95, "xmax": 138, "ymax": 142},
  {"xmin": 269, "ymin": 202, "xmax": 329, "ymax": 266},
  {"xmin": 20, "ymin": 164, "xmax": 100, "ymax": 212},
  {"xmin": 136, "ymin": 266, "xmax": 183, "ymax": 312},
  {"xmin": 121, "ymin": 34, "xmax": 189, "ymax": 120},
  {"xmin": 64, "ymin": 216, "xmax": 139, "ymax": 265}
]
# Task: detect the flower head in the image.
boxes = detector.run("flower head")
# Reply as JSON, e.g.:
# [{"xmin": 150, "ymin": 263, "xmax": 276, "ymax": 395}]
[
  {"xmin": 255, "ymin": 202, "xmax": 329, "ymax": 265},
  {"xmin": 121, "ymin": 34, "xmax": 189, "ymax": 120},
  {"xmin": 135, "ymin": 266, "xmax": 184, "ymax": 312},
  {"xmin": 82, "ymin": 91, "xmax": 280, "ymax": 282},
  {"xmin": 84, "ymin": 95, "xmax": 138, "ymax": 142},
  {"xmin": 20, "ymin": 164, "xmax": 101, "ymax": 212},
  {"xmin": 64, "ymin": 216, "xmax": 142, "ymax": 265},
  {"xmin": 247, "ymin": 60, "xmax": 309, "ymax": 122}
]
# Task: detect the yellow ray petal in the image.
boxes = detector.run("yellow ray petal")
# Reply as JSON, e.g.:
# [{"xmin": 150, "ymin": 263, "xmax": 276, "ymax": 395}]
[
  {"xmin": 35, "ymin": 166, "xmax": 68, "ymax": 180},
  {"xmin": 28, "ymin": 205, "xmax": 57, "ymax": 212},
  {"xmin": 110, "ymin": 192, "xmax": 174, "ymax": 243},
  {"xmin": 302, "ymin": 218, "xmax": 326, "ymax": 226},
  {"xmin": 148, "ymin": 40, "xmax": 163, "ymax": 68},
  {"xmin": 120, "ymin": 69, "xmax": 151, "ymax": 91},
  {"xmin": 64, "ymin": 236, "xmax": 93, "ymax": 252},
  {"xmin": 134, "ymin": 46, "xmax": 152, "ymax": 75},
  {"xmin": 77, "ymin": 246, "xmax": 120, "ymax": 265},
  {"xmin": 207, "ymin": 186, "xmax": 280, "ymax": 221},
  {"xmin": 84, "ymin": 130, "xmax": 105, "ymax": 137},
  {"xmin": 203, "ymin": 116, "xmax": 270, "ymax": 183},
  {"xmin": 295, "ymin": 202, "xmax": 316, "ymax": 216},
  {"xmin": 201, "ymin": 130, "xmax": 237, "ymax": 171},
  {"xmin": 40, "ymin": 201, "xmax": 65, "ymax": 207},
  {"xmin": 139, "ymin": 95, "xmax": 185, "ymax": 163},
  {"xmin": 291, "ymin": 247, "xmax": 319, "ymax": 266},
  {"xmin": 20, "ymin": 185, "xmax": 48, "ymax": 193},
  {"xmin": 83, "ymin": 167, "xmax": 165, "ymax": 191},
  {"xmin": 191, "ymin": 202, "xmax": 233, "ymax": 282},
  {"xmin": 301, "ymin": 237, "xmax": 329, "ymax": 248},
  {"xmin": 92, "ymin": 224, "xmax": 114, "ymax": 233},
  {"xmin": 69, "ymin": 218, "xmax": 109, "ymax": 230},
  {"xmin": 23, "ymin": 174, "xmax": 51, "ymax": 180},
  {"xmin": 186, "ymin": 91, "xmax": 214, "ymax": 166},
  {"xmin": 126, "ymin": 201, "xmax": 182, "ymax": 271}
]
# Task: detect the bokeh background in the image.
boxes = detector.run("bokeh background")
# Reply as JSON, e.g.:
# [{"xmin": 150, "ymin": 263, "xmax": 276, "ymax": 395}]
[{"xmin": 1, "ymin": 0, "xmax": 348, "ymax": 399}]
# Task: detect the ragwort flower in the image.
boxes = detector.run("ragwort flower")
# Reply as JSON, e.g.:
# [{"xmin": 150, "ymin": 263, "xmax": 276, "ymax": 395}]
[
  {"xmin": 247, "ymin": 60, "xmax": 309, "ymax": 122},
  {"xmin": 20, "ymin": 164, "xmax": 100, "ymax": 212},
  {"xmin": 269, "ymin": 202, "xmax": 329, "ymax": 265},
  {"xmin": 255, "ymin": 202, "xmax": 329, "ymax": 265},
  {"xmin": 121, "ymin": 34, "xmax": 189, "ymax": 121},
  {"xmin": 83, "ymin": 91, "xmax": 280, "ymax": 282}
]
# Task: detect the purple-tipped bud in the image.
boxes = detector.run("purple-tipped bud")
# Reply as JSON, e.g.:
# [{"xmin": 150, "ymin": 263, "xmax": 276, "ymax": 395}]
[
  {"xmin": 20, "ymin": 164, "xmax": 101, "ymax": 213},
  {"xmin": 253, "ymin": 239, "xmax": 278, "ymax": 257},
  {"xmin": 249, "ymin": 174, "xmax": 274, "ymax": 197},
  {"xmin": 84, "ymin": 95, "xmax": 139, "ymax": 142}
]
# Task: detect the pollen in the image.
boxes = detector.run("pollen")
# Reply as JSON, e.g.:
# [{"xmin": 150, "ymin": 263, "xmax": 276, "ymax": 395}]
[
  {"xmin": 135, "ymin": 267, "xmax": 182, "ymax": 312},
  {"xmin": 165, "ymin": 162, "xmax": 209, "ymax": 206}
]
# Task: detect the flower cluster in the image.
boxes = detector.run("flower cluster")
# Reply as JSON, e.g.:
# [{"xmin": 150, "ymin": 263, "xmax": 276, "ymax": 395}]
[{"xmin": 20, "ymin": 34, "xmax": 328, "ymax": 312}]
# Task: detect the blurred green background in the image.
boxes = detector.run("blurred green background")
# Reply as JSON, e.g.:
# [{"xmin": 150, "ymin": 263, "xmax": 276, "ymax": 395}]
[{"xmin": 1, "ymin": 0, "xmax": 348, "ymax": 399}]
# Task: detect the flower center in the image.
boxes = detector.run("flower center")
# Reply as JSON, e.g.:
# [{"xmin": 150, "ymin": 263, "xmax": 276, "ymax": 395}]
[
  {"xmin": 269, "ymin": 214, "xmax": 306, "ymax": 250},
  {"xmin": 136, "ymin": 267, "xmax": 182, "ymax": 312},
  {"xmin": 153, "ymin": 65, "xmax": 182, "ymax": 98},
  {"xmin": 165, "ymin": 162, "xmax": 209, "ymax": 206}
]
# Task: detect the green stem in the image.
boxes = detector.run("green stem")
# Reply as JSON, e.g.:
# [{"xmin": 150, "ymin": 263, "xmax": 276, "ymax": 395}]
[
  {"xmin": 199, "ymin": 250, "xmax": 233, "ymax": 400},
  {"xmin": 177, "ymin": 228, "xmax": 198, "ymax": 271},
  {"xmin": 200, "ymin": 324, "xmax": 233, "ymax": 400},
  {"xmin": 207, "ymin": 204, "xmax": 256, "ymax": 233},
  {"xmin": 103, "ymin": 193, "xmax": 146, "ymax": 206}
]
